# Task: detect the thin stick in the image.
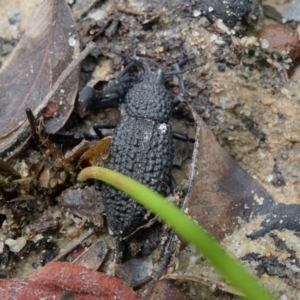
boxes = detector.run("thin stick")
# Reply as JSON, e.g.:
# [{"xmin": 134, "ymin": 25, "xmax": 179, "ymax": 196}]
[
  {"xmin": 130, "ymin": 276, "xmax": 153, "ymax": 289},
  {"xmin": 52, "ymin": 228, "xmax": 95, "ymax": 262},
  {"xmin": 25, "ymin": 107, "xmax": 66, "ymax": 162},
  {"xmin": 0, "ymin": 158, "xmax": 20, "ymax": 179},
  {"xmin": 116, "ymin": 5, "xmax": 146, "ymax": 16},
  {"xmin": 181, "ymin": 100, "xmax": 201, "ymax": 212},
  {"xmin": 25, "ymin": 108, "xmax": 40, "ymax": 144}
]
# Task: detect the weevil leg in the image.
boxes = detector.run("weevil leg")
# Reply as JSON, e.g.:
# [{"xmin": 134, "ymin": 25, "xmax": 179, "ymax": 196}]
[
  {"xmin": 169, "ymin": 175, "xmax": 177, "ymax": 194},
  {"xmin": 48, "ymin": 131, "xmax": 98, "ymax": 147},
  {"xmin": 79, "ymin": 86, "xmax": 97, "ymax": 108},
  {"xmin": 169, "ymin": 60, "xmax": 205, "ymax": 107},
  {"xmin": 172, "ymin": 63, "xmax": 185, "ymax": 96},
  {"xmin": 170, "ymin": 63, "xmax": 185, "ymax": 108},
  {"xmin": 177, "ymin": 56, "xmax": 196, "ymax": 67},
  {"xmin": 172, "ymin": 131, "xmax": 195, "ymax": 143},
  {"xmin": 113, "ymin": 50, "xmax": 133, "ymax": 65},
  {"xmin": 115, "ymin": 60, "xmax": 141, "ymax": 80},
  {"xmin": 112, "ymin": 237, "xmax": 124, "ymax": 275},
  {"xmin": 79, "ymin": 60, "xmax": 139, "ymax": 111},
  {"xmin": 165, "ymin": 62, "xmax": 206, "ymax": 76},
  {"xmin": 93, "ymin": 122, "xmax": 117, "ymax": 139},
  {"xmin": 94, "ymin": 180, "xmax": 102, "ymax": 192},
  {"xmin": 79, "ymin": 86, "xmax": 121, "ymax": 111},
  {"xmin": 167, "ymin": 61, "xmax": 205, "ymax": 106},
  {"xmin": 87, "ymin": 98, "xmax": 120, "ymax": 111},
  {"xmin": 172, "ymin": 96, "xmax": 181, "ymax": 108}
]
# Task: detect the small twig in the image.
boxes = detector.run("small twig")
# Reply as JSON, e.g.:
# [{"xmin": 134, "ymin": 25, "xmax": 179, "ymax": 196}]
[
  {"xmin": 286, "ymin": 280, "xmax": 300, "ymax": 290},
  {"xmin": 130, "ymin": 276, "xmax": 153, "ymax": 289},
  {"xmin": 122, "ymin": 216, "xmax": 158, "ymax": 240},
  {"xmin": 25, "ymin": 108, "xmax": 40, "ymax": 144},
  {"xmin": 142, "ymin": 14, "xmax": 160, "ymax": 25},
  {"xmin": 52, "ymin": 228, "xmax": 95, "ymax": 262},
  {"xmin": 178, "ymin": 100, "xmax": 201, "ymax": 212},
  {"xmin": 160, "ymin": 273, "xmax": 243, "ymax": 297},
  {"xmin": 26, "ymin": 107, "xmax": 65, "ymax": 162},
  {"xmin": 0, "ymin": 158, "xmax": 20, "ymax": 179},
  {"xmin": 115, "ymin": 5, "xmax": 146, "ymax": 16}
]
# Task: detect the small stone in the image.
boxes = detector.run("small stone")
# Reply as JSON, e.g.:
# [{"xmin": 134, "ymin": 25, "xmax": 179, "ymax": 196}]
[
  {"xmin": 68, "ymin": 37, "xmax": 76, "ymax": 47},
  {"xmin": 5, "ymin": 237, "xmax": 27, "ymax": 253},
  {"xmin": 260, "ymin": 39, "xmax": 269, "ymax": 49},
  {"xmin": 193, "ymin": 10, "xmax": 201, "ymax": 17}
]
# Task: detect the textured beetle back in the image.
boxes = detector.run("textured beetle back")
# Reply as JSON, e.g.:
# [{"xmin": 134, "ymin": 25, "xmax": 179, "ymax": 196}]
[
  {"xmin": 125, "ymin": 82, "xmax": 173, "ymax": 123},
  {"xmin": 101, "ymin": 115, "xmax": 174, "ymax": 237},
  {"xmin": 100, "ymin": 62, "xmax": 177, "ymax": 237}
]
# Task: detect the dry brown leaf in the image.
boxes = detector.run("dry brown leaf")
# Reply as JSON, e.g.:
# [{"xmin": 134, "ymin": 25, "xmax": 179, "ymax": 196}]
[
  {"xmin": 78, "ymin": 136, "xmax": 112, "ymax": 167},
  {"xmin": 72, "ymin": 239, "xmax": 108, "ymax": 270},
  {"xmin": 186, "ymin": 106, "xmax": 274, "ymax": 240},
  {"xmin": 0, "ymin": 0, "xmax": 80, "ymax": 157},
  {"xmin": 59, "ymin": 185, "xmax": 104, "ymax": 228}
]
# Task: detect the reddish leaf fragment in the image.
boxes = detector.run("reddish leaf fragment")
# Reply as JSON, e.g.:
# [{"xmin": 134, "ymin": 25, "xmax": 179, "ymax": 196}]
[
  {"xmin": 42, "ymin": 102, "xmax": 60, "ymax": 119},
  {"xmin": 31, "ymin": 262, "xmax": 140, "ymax": 300},
  {"xmin": 187, "ymin": 109, "xmax": 274, "ymax": 240},
  {"xmin": 0, "ymin": 262, "xmax": 139, "ymax": 300},
  {"xmin": 0, "ymin": 279, "xmax": 66, "ymax": 300},
  {"xmin": 0, "ymin": 0, "xmax": 80, "ymax": 157}
]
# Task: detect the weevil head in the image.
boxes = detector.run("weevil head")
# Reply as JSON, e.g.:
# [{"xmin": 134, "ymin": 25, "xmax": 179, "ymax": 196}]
[{"xmin": 140, "ymin": 66, "xmax": 164, "ymax": 85}]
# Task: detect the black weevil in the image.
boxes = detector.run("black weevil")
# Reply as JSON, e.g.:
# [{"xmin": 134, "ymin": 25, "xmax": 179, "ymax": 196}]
[{"xmin": 80, "ymin": 57, "xmax": 196, "ymax": 238}]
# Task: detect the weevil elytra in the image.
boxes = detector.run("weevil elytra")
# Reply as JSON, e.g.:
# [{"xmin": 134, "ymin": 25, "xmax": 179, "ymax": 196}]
[{"xmin": 81, "ymin": 57, "xmax": 195, "ymax": 237}]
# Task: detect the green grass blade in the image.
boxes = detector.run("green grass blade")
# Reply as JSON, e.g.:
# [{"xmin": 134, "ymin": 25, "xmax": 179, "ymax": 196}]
[{"xmin": 78, "ymin": 166, "xmax": 275, "ymax": 300}]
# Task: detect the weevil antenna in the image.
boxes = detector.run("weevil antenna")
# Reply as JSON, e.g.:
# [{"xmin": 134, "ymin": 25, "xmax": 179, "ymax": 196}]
[
  {"xmin": 115, "ymin": 61, "xmax": 138, "ymax": 81},
  {"xmin": 113, "ymin": 51, "xmax": 145, "ymax": 81},
  {"xmin": 164, "ymin": 62, "xmax": 206, "ymax": 76},
  {"xmin": 172, "ymin": 63, "xmax": 185, "ymax": 96}
]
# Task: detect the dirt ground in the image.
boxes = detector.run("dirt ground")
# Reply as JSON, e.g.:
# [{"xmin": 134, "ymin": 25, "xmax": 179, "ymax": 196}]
[{"xmin": 0, "ymin": 0, "xmax": 300, "ymax": 299}]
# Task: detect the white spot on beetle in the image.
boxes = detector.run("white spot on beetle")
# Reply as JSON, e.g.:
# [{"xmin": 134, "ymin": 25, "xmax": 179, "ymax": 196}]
[{"xmin": 158, "ymin": 123, "xmax": 167, "ymax": 134}]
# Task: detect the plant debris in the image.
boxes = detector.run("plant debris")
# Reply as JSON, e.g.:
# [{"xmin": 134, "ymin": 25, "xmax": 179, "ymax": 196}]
[
  {"xmin": 1, "ymin": 0, "xmax": 300, "ymax": 298},
  {"xmin": 0, "ymin": 0, "xmax": 80, "ymax": 157},
  {"xmin": 0, "ymin": 262, "xmax": 139, "ymax": 300},
  {"xmin": 247, "ymin": 203, "xmax": 300, "ymax": 239},
  {"xmin": 186, "ymin": 109, "xmax": 274, "ymax": 240}
]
